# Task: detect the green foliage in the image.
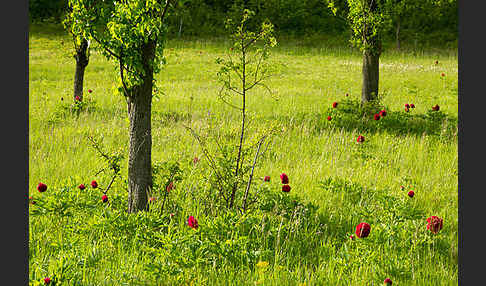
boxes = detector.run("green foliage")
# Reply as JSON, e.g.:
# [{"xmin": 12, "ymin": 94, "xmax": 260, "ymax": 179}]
[{"xmin": 29, "ymin": 0, "xmax": 68, "ymax": 23}]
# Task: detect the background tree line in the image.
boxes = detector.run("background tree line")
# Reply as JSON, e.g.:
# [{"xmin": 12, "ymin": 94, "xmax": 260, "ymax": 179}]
[{"xmin": 30, "ymin": 0, "xmax": 457, "ymax": 48}]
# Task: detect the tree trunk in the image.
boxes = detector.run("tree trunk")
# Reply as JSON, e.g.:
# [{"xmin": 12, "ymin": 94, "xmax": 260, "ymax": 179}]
[
  {"xmin": 127, "ymin": 41, "xmax": 156, "ymax": 213},
  {"xmin": 396, "ymin": 18, "xmax": 401, "ymax": 50},
  {"xmin": 361, "ymin": 48, "xmax": 380, "ymax": 103},
  {"xmin": 73, "ymin": 38, "xmax": 89, "ymax": 101}
]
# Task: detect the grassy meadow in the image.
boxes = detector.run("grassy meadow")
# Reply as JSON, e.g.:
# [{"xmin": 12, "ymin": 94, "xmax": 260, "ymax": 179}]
[{"xmin": 29, "ymin": 23, "xmax": 458, "ymax": 285}]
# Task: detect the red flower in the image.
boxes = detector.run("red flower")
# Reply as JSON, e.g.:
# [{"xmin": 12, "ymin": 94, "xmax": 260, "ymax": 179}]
[
  {"xmin": 408, "ymin": 190, "xmax": 415, "ymax": 198},
  {"xmin": 427, "ymin": 216, "xmax": 443, "ymax": 234},
  {"xmin": 280, "ymin": 173, "xmax": 289, "ymax": 184},
  {"xmin": 282, "ymin": 184, "xmax": 291, "ymax": 193},
  {"xmin": 37, "ymin": 182, "xmax": 47, "ymax": 193},
  {"xmin": 188, "ymin": 215, "xmax": 198, "ymax": 229},
  {"xmin": 166, "ymin": 181, "xmax": 174, "ymax": 193},
  {"xmin": 410, "ymin": 103, "xmax": 415, "ymax": 108},
  {"xmin": 355, "ymin": 222, "xmax": 371, "ymax": 238},
  {"xmin": 264, "ymin": 176, "xmax": 271, "ymax": 182},
  {"xmin": 75, "ymin": 95, "xmax": 81, "ymax": 101},
  {"xmin": 102, "ymin": 194, "xmax": 109, "ymax": 203},
  {"xmin": 405, "ymin": 103, "xmax": 410, "ymax": 109},
  {"xmin": 88, "ymin": 89, "xmax": 93, "ymax": 93},
  {"xmin": 349, "ymin": 235, "xmax": 355, "ymax": 240},
  {"xmin": 373, "ymin": 114, "xmax": 380, "ymax": 120},
  {"xmin": 91, "ymin": 180, "xmax": 98, "ymax": 188},
  {"xmin": 384, "ymin": 278, "xmax": 392, "ymax": 285},
  {"xmin": 379, "ymin": 110, "xmax": 387, "ymax": 117},
  {"xmin": 356, "ymin": 135, "xmax": 365, "ymax": 143},
  {"xmin": 441, "ymin": 73, "xmax": 445, "ymax": 77},
  {"xmin": 332, "ymin": 102, "xmax": 338, "ymax": 108},
  {"xmin": 327, "ymin": 116, "xmax": 332, "ymax": 121},
  {"xmin": 78, "ymin": 184, "xmax": 86, "ymax": 190},
  {"xmin": 432, "ymin": 104, "xmax": 440, "ymax": 111},
  {"xmin": 44, "ymin": 277, "xmax": 51, "ymax": 285}
]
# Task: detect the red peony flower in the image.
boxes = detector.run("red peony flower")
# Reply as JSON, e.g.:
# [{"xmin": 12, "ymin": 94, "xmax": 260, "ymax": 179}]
[
  {"xmin": 88, "ymin": 89, "xmax": 93, "ymax": 93},
  {"xmin": 384, "ymin": 278, "xmax": 392, "ymax": 285},
  {"xmin": 427, "ymin": 216, "xmax": 443, "ymax": 234},
  {"xmin": 410, "ymin": 103, "xmax": 415, "ymax": 108},
  {"xmin": 405, "ymin": 103, "xmax": 410, "ymax": 109},
  {"xmin": 432, "ymin": 104, "xmax": 440, "ymax": 111},
  {"xmin": 188, "ymin": 215, "xmax": 199, "ymax": 229},
  {"xmin": 280, "ymin": 173, "xmax": 289, "ymax": 184},
  {"xmin": 332, "ymin": 102, "xmax": 338, "ymax": 108},
  {"xmin": 166, "ymin": 181, "xmax": 174, "ymax": 193},
  {"xmin": 75, "ymin": 95, "xmax": 81, "ymax": 101},
  {"xmin": 78, "ymin": 184, "xmax": 86, "ymax": 190},
  {"xmin": 102, "ymin": 194, "xmax": 109, "ymax": 203},
  {"xmin": 282, "ymin": 184, "xmax": 291, "ymax": 193},
  {"xmin": 355, "ymin": 222, "xmax": 371, "ymax": 238},
  {"xmin": 44, "ymin": 277, "xmax": 51, "ymax": 285},
  {"xmin": 327, "ymin": 116, "xmax": 332, "ymax": 121},
  {"xmin": 357, "ymin": 135, "xmax": 365, "ymax": 143},
  {"xmin": 379, "ymin": 110, "xmax": 387, "ymax": 117},
  {"xmin": 373, "ymin": 113, "xmax": 380, "ymax": 120},
  {"xmin": 37, "ymin": 182, "xmax": 47, "ymax": 193},
  {"xmin": 264, "ymin": 176, "xmax": 271, "ymax": 182},
  {"xmin": 408, "ymin": 190, "xmax": 415, "ymax": 198},
  {"xmin": 91, "ymin": 180, "xmax": 98, "ymax": 188}
]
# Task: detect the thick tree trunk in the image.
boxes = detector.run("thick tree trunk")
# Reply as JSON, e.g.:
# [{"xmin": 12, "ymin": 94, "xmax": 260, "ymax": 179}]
[
  {"xmin": 361, "ymin": 49, "xmax": 380, "ymax": 103},
  {"xmin": 73, "ymin": 38, "xmax": 89, "ymax": 101},
  {"xmin": 127, "ymin": 41, "xmax": 156, "ymax": 213}
]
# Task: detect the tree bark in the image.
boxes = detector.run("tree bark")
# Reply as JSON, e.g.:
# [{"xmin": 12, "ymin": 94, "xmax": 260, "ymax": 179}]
[
  {"xmin": 361, "ymin": 48, "xmax": 380, "ymax": 103},
  {"xmin": 127, "ymin": 40, "xmax": 156, "ymax": 213},
  {"xmin": 73, "ymin": 38, "xmax": 89, "ymax": 101}
]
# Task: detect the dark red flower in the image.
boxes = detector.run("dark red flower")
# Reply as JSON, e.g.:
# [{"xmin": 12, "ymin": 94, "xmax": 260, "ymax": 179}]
[
  {"xmin": 327, "ymin": 116, "xmax": 332, "ymax": 121},
  {"xmin": 102, "ymin": 194, "xmax": 108, "ymax": 203},
  {"xmin": 78, "ymin": 184, "xmax": 86, "ymax": 190},
  {"xmin": 410, "ymin": 103, "xmax": 415, "ymax": 108},
  {"xmin": 345, "ymin": 93, "xmax": 349, "ymax": 97},
  {"xmin": 37, "ymin": 182, "xmax": 47, "ymax": 193},
  {"xmin": 88, "ymin": 89, "xmax": 93, "ymax": 93},
  {"xmin": 357, "ymin": 135, "xmax": 365, "ymax": 143},
  {"xmin": 280, "ymin": 173, "xmax": 289, "ymax": 184},
  {"xmin": 188, "ymin": 215, "xmax": 198, "ymax": 229},
  {"xmin": 408, "ymin": 190, "xmax": 415, "ymax": 198},
  {"xmin": 427, "ymin": 216, "xmax": 443, "ymax": 234},
  {"xmin": 349, "ymin": 235, "xmax": 355, "ymax": 240},
  {"xmin": 44, "ymin": 277, "xmax": 51, "ymax": 285},
  {"xmin": 405, "ymin": 103, "xmax": 410, "ymax": 109},
  {"xmin": 332, "ymin": 102, "xmax": 338, "ymax": 108},
  {"xmin": 282, "ymin": 184, "xmax": 291, "ymax": 193},
  {"xmin": 373, "ymin": 113, "xmax": 380, "ymax": 120},
  {"xmin": 166, "ymin": 181, "xmax": 174, "ymax": 193},
  {"xmin": 379, "ymin": 110, "xmax": 387, "ymax": 117},
  {"xmin": 91, "ymin": 180, "xmax": 98, "ymax": 188},
  {"xmin": 432, "ymin": 104, "xmax": 440, "ymax": 111},
  {"xmin": 355, "ymin": 222, "xmax": 371, "ymax": 238},
  {"xmin": 75, "ymin": 95, "xmax": 81, "ymax": 101},
  {"xmin": 441, "ymin": 73, "xmax": 445, "ymax": 77},
  {"xmin": 384, "ymin": 278, "xmax": 392, "ymax": 285},
  {"xmin": 264, "ymin": 176, "xmax": 271, "ymax": 182}
]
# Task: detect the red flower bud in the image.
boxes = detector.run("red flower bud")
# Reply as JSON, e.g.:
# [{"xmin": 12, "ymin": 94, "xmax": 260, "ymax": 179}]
[
  {"xmin": 280, "ymin": 173, "xmax": 289, "ymax": 184},
  {"xmin": 102, "ymin": 194, "xmax": 108, "ymax": 203},
  {"xmin": 410, "ymin": 103, "xmax": 415, "ymax": 108},
  {"xmin": 327, "ymin": 116, "xmax": 332, "ymax": 121},
  {"xmin": 44, "ymin": 277, "xmax": 51, "ymax": 285},
  {"xmin": 264, "ymin": 176, "xmax": 271, "ymax": 182},
  {"xmin": 408, "ymin": 190, "xmax": 415, "ymax": 198},
  {"xmin": 426, "ymin": 216, "xmax": 443, "ymax": 234},
  {"xmin": 332, "ymin": 102, "xmax": 338, "ymax": 108},
  {"xmin": 405, "ymin": 103, "xmax": 410, "ymax": 109},
  {"xmin": 373, "ymin": 114, "xmax": 380, "ymax": 120},
  {"xmin": 432, "ymin": 104, "xmax": 440, "ymax": 111},
  {"xmin": 379, "ymin": 110, "xmax": 387, "ymax": 117},
  {"xmin": 75, "ymin": 95, "xmax": 81, "ymax": 101},
  {"xmin": 356, "ymin": 135, "xmax": 365, "ymax": 143},
  {"xmin": 91, "ymin": 180, "xmax": 98, "ymax": 188},
  {"xmin": 355, "ymin": 222, "xmax": 371, "ymax": 238},
  {"xmin": 78, "ymin": 184, "xmax": 86, "ymax": 190},
  {"xmin": 282, "ymin": 184, "xmax": 291, "ymax": 193},
  {"xmin": 88, "ymin": 89, "xmax": 93, "ymax": 93},
  {"xmin": 37, "ymin": 182, "xmax": 47, "ymax": 193},
  {"xmin": 384, "ymin": 278, "xmax": 392, "ymax": 285},
  {"xmin": 188, "ymin": 215, "xmax": 198, "ymax": 229}
]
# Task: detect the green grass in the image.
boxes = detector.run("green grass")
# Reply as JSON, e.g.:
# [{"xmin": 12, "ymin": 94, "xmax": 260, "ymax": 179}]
[{"xmin": 29, "ymin": 23, "xmax": 457, "ymax": 285}]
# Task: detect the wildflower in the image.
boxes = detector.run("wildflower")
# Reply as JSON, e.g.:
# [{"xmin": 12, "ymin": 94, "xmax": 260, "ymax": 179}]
[
  {"xmin": 373, "ymin": 113, "xmax": 380, "ymax": 120},
  {"xmin": 332, "ymin": 102, "xmax": 338, "ymax": 108},
  {"xmin": 188, "ymin": 215, "xmax": 199, "ymax": 229},
  {"xmin": 37, "ymin": 182, "xmax": 47, "ymax": 193},
  {"xmin": 75, "ymin": 95, "xmax": 81, "ymax": 101},
  {"xmin": 166, "ymin": 181, "xmax": 174, "ymax": 193},
  {"xmin": 379, "ymin": 110, "xmax": 387, "ymax": 117},
  {"xmin": 405, "ymin": 107, "xmax": 410, "ymax": 112},
  {"xmin": 44, "ymin": 277, "xmax": 51, "ymax": 285},
  {"xmin": 280, "ymin": 173, "xmax": 289, "ymax": 184},
  {"xmin": 193, "ymin": 156, "xmax": 200, "ymax": 164},
  {"xmin": 432, "ymin": 104, "xmax": 440, "ymax": 111},
  {"xmin": 427, "ymin": 216, "xmax": 443, "ymax": 234},
  {"xmin": 410, "ymin": 103, "xmax": 415, "ymax": 108},
  {"xmin": 78, "ymin": 184, "xmax": 86, "ymax": 190},
  {"xmin": 441, "ymin": 73, "xmax": 445, "ymax": 77},
  {"xmin": 264, "ymin": 176, "xmax": 271, "ymax": 182},
  {"xmin": 327, "ymin": 116, "xmax": 332, "ymax": 121},
  {"xmin": 384, "ymin": 278, "xmax": 392, "ymax": 285},
  {"xmin": 88, "ymin": 89, "xmax": 93, "ymax": 93},
  {"xmin": 355, "ymin": 222, "xmax": 371, "ymax": 238},
  {"xmin": 102, "ymin": 194, "xmax": 108, "ymax": 203},
  {"xmin": 405, "ymin": 103, "xmax": 410, "ymax": 109},
  {"xmin": 282, "ymin": 184, "xmax": 291, "ymax": 193},
  {"xmin": 357, "ymin": 135, "xmax": 365, "ymax": 143},
  {"xmin": 408, "ymin": 190, "xmax": 415, "ymax": 198},
  {"xmin": 91, "ymin": 180, "xmax": 98, "ymax": 188}
]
